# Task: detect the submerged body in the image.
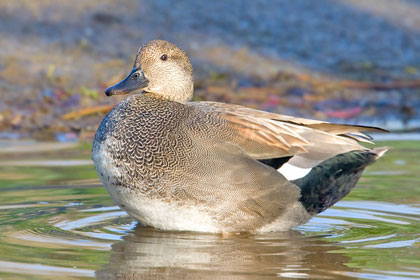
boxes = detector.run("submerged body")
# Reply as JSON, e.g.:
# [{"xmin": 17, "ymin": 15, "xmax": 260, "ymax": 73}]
[{"xmin": 92, "ymin": 40, "xmax": 386, "ymax": 233}]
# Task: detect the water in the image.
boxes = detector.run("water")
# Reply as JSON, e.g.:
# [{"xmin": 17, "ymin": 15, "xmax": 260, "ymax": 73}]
[{"xmin": 0, "ymin": 140, "xmax": 419, "ymax": 279}]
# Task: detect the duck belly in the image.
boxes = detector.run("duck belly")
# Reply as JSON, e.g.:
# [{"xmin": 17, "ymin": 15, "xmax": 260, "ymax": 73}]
[
  {"xmin": 93, "ymin": 144, "xmax": 220, "ymax": 233},
  {"xmin": 256, "ymin": 202, "xmax": 311, "ymax": 233}
]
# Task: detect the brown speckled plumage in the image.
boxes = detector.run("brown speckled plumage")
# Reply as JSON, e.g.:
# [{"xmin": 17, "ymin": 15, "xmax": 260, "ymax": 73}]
[
  {"xmin": 94, "ymin": 93, "xmax": 302, "ymax": 232},
  {"xmin": 92, "ymin": 40, "xmax": 387, "ymax": 233}
]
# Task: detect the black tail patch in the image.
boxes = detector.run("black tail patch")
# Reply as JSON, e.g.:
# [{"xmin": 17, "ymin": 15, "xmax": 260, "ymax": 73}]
[
  {"xmin": 292, "ymin": 149, "xmax": 383, "ymax": 215},
  {"xmin": 258, "ymin": 156, "xmax": 292, "ymax": 170}
]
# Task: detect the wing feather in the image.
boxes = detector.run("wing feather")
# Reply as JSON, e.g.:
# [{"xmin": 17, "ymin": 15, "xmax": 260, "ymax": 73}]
[{"xmin": 187, "ymin": 101, "xmax": 386, "ymax": 168}]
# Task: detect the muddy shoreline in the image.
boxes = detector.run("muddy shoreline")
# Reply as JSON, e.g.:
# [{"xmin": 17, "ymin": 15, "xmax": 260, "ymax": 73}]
[{"xmin": 1, "ymin": 0, "xmax": 420, "ymax": 141}]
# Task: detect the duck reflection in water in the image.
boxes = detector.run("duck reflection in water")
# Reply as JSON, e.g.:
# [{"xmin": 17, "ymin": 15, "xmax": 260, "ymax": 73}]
[{"xmin": 96, "ymin": 224, "xmax": 355, "ymax": 280}]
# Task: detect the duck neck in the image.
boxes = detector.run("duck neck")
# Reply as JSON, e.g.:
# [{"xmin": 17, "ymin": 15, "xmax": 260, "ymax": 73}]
[{"xmin": 145, "ymin": 79, "xmax": 194, "ymax": 104}]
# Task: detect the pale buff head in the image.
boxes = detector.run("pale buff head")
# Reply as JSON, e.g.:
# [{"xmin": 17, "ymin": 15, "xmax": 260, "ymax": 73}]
[{"xmin": 105, "ymin": 40, "xmax": 194, "ymax": 103}]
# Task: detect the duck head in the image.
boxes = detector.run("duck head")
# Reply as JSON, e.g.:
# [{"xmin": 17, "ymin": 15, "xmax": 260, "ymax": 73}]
[{"xmin": 105, "ymin": 40, "xmax": 194, "ymax": 103}]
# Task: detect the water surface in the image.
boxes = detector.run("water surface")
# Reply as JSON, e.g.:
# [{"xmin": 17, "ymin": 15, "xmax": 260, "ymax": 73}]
[{"xmin": 0, "ymin": 140, "xmax": 419, "ymax": 279}]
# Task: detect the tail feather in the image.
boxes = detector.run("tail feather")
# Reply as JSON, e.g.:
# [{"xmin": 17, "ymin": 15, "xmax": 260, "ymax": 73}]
[{"xmin": 292, "ymin": 147, "xmax": 388, "ymax": 215}]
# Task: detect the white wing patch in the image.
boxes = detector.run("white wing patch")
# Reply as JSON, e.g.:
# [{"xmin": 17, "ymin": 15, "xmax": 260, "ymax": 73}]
[{"xmin": 278, "ymin": 163, "xmax": 311, "ymax": 180}]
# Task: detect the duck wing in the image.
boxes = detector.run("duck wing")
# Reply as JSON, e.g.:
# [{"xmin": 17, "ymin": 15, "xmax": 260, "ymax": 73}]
[
  {"xmin": 168, "ymin": 137, "xmax": 303, "ymax": 232},
  {"xmin": 187, "ymin": 101, "xmax": 386, "ymax": 168}
]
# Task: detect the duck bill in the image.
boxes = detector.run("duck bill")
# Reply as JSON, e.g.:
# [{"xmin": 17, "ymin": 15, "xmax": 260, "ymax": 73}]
[{"xmin": 105, "ymin": 69, "xmax": 148, "ymax": 96}]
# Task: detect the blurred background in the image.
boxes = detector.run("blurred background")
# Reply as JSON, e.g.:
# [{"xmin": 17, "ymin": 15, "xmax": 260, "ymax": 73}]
[
  {"xmin": 0, "ymin": 1, "xmax": 420, "ymax": 279},
  {"xmin": 2, "ymin": 0, "xmax": 420, "ymax": 142}
]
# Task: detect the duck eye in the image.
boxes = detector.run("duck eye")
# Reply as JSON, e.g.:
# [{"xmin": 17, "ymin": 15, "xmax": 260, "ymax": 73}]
[
  {"xmin": 160, "ymin": 54, "xmax": 167, "ymax": 61},
  {"xmin": 132, "ymin": 72, "xmax": 139, "ymax": 79}
]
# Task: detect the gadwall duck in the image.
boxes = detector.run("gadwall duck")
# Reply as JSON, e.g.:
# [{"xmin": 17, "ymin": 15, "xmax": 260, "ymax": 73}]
[{"xmin": 92, "ymin": 40, "xmax": 387, "ymax": 233}]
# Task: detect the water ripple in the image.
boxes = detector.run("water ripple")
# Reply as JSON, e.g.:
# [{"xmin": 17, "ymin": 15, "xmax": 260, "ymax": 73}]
[{"xmin": 0, "ymin": 141, "xmax": 419, "ymax": 279}]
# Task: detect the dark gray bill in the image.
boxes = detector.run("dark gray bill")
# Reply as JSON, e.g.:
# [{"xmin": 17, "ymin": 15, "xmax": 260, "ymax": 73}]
[{"xmin": 105, "ymin": 69, "xmax": 148, "ymax": 96}]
